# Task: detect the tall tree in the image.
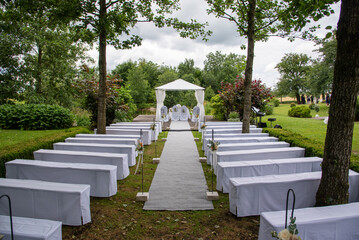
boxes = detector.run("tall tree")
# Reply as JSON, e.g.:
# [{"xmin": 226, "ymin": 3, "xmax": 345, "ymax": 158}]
[
  {"xmin": 275, "ymin": 53, "xmax": 311, "ymax": 104},
  {"xmin": 206, "ymin": 0, "xmax": 338, "ymax": 133},
  {"xmin": 73, "ymin": 0, "xmax": 209, "ymax": 133},
  {"xmin": 316, "ymin": 0, "xmax": 359, "ymax": 205}
]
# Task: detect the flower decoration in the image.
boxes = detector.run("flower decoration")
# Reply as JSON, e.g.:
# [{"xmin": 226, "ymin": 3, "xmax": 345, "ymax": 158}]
[
  {"xmin": 161, "ymin": 114, "xmax": 166, "ymax": 119},
  {"xmin": 201, "ymin": 123, "xmax": 206, "ymax": 129},
  {"xmin": 150, "ymin": 123, "xmax": 156, "ymax": 131},
  {"xmin": 195, "ymin": 114, "xmax": 199, "ymax": 118},
  {"xmin": 209, "ymin": 140, "xmax": 220, "ymax": 151},
  {"xmin": 271, "ymin": 217, "xmax": 301, "ymax": 240},
  {"xmin": 136, "ymin": 140, "xmax": 144, "ymax": 152},
  {"xmin": 182, "ymin": 108, "xmax": 186, "ymax": 113}
]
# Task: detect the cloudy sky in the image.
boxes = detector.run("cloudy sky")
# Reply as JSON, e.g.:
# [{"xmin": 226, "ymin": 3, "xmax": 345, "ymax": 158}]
[{"xmin": 88, "ymin": 0, "xmax": 341, "ymax": 88}]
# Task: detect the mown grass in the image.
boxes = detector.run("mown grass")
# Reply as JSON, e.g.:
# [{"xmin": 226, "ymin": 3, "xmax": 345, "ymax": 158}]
[
  {"xmin": 261, "ymin": 103, "xmax": 359, "ymax": 153},
  {"xmin": 61, "ymin": 130, "xmax": 259, "ymax": 240}
]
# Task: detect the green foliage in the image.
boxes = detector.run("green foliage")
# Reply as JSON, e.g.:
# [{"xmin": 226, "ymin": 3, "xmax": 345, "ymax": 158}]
[
  {"xmin": 270, "ymin": 98, "xmax": 280, "ymax": 107},
  {"xmin": 0, "ymin": 127, "xmax": 90, "ymax": 177},
  {"xmin": 205, "ymin": 86, "xmax": 215, "ymax": 101},
  {"xmin": 262, "ymin": 104, "xmax": 274, "ymax": 115},
  {"xmin": 0, "ymin": 104, "xmax": 74, "ymax": 130},
  {"xmin": 210, "ymin": 94, "xmax": 226, "ymax": 120},
  {"xmin": 72, "ymin": 108, "xmax": 91, "ymax": 127},
  {"xmin": 228, "ymin": 111, "xmax": 239, "ymax": 119},
  {"xmin": 290, "ymin": 102, "xmax": 296, "ymax": 108},
  {"xmin": 309, "ymin": 103, "xmax": 320, "ymax": 112},
  {"xmin": 288, "ymin": 106, "xmax": 312, "ymax": 118}
]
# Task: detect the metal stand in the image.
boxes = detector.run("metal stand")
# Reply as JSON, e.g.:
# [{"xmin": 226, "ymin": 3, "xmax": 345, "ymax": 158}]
[
  {"xmin": 207, "ymin": 129, "xmax": 219, "ymax": 200},
  {"xmin": 0, "ymin": 195, "xmax": 14, "ymax": 240}
]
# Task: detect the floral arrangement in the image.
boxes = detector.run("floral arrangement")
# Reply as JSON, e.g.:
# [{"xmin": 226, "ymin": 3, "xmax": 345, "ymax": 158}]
[
  {"xmin": 173, "ymin": 108, "xmax": 177, "ymax": 112},
  {"xmin": 201, "ymin": 123, "xmax": 206, "ymax": 129},
  {"xmin": 209, "ymin": 140, "xmax": 220, "ymax": 151},
  {"xmin": 136, "ymin": 140, "xmax": 144, "ymax": 152},
  {"xmin": 182, "ymin": 108, "xmax": 186, "ymax": 113},
  {"xmin": 195, "ymin": 114, "xmax": 199, "ymax": 118},
  {"xmin": 150, "ymin": 123, "xmax": 156, "ymax": 131},
  {"xmin": 271, "ymin": 217, "xmax": 301, "ymax": 240},
  {"xmin": 161, "ymin": 114, "xmax": 166, "ymax": 119}
]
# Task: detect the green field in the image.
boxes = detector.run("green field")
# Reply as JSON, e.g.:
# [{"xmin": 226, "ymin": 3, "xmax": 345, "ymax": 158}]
[{"xmin": 261, "ymin": 103, "xmax": 359, "ymax": 153}]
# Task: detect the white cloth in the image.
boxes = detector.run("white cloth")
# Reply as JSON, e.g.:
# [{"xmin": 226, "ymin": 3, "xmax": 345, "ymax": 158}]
[
  {"xmin": 171, "ymin": 105, "xmax": 180, "ymax": 121},
  {"xmin": 0, "ymin": 215, "xmax": 62, "ymax": 240},
  {"xmin": 65, "ymin": 137, "xmax": 137, "ymax": 146},
  {"xmin": 191, "ymin": 106, "xmax": 200, "ymax": 122},
  {"xmin": 217, "ymin": 147, "xmax": 305, "ymax": 164},
  {"xmin": 53, "ymin": 142, "xmax": 136, "ymax": 167},
  {"xmin": 155, "ymin": 89, "xmax": 166, "ymax": 121},
  {"xmin": 160, "ymin": 106, "xmax": 169, "ymax": 122},
  {"xmin": 207, "ymin": 141, "xmax": 290, "ymax": 165},
  {"xmin": 0, "ymin": 178, "xmax": 91, "ymax": 226},
  {"xmin": 229, "ymin": 170, "xmax": 359, "ymax": 217},
  {"xmin": 101, "ymin": 129, "xmax": 152, "ymax": 145},
  {"xmin": 6, "ymin": 159, "xmax": 117, "ymax": 197},
  {"xmin": 195, "ymin": 89, "xmax": 205, "ymax": 121},
  {"xmin": 76, "ymin": 133, "xmax": 140, "ymax": 139},
  {"xmin": 180, "ymin": 106, "xmax": 190, "ymax": 121},
  {"xmin": 111, "ymin": 122, "xmax": 162, "ymax": 132},
  {"xmin": 216, "ymin": 157, "xmax": 322, "ymax": 193},
  {"xmin": 34, "ymin": 149, "xmax": 129, "ymax": 180},
  {"xmin": 106, "ymin": 126, "xmax": 158, "ymax": 141},
  {"xmin": 258, "ymin": 202, "xmax": 359, "ymax": 240},
  {"xmin": 204, "ymin": 128, "xmax": 262, "ymax": 134}
]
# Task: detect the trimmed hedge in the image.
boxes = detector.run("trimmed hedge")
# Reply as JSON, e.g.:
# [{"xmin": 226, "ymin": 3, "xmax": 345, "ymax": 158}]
[
  {"xmin": 262, "ymin": 128, "xmax": 359, "ymax": 172},
  {"xmin": 288, "ymin": 105, "xmax": 312, "ymax": 118},
  {"xmin": 0, "ymin": 104, "xmax": 74, "ymax": 130},
  {"xmin": 0, "ymin": 127, "xmax": 91, "ymax": 177}
]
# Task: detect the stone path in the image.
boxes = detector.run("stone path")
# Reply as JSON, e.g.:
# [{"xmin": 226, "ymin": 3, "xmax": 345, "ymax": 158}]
[{"xmin": 143, "ymin": 121, "xmax": 213, "ymax": 210}]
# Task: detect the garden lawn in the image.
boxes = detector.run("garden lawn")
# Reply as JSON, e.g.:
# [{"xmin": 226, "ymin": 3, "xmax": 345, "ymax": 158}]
[{"xmin": 262, "ymin": 103, "xmax": 359, "ymax": 153}]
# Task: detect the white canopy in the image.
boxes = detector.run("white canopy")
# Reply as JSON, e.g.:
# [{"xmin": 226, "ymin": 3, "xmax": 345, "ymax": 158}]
[{"xmin": 155, "ymin": 79, "xmax": 205, "ymax": 121}]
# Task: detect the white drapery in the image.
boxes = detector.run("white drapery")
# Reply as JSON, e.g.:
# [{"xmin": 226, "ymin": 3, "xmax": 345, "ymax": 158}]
[
  {"xmin": 155, "ymin": 89, "xmax": 166, "ymax": 121},
  {"xmin": 155, "ymin": 79, "xmax": 205, "ymax": 122},
  {"xmin": 195, "ymin": 89, "xmax": 205, "ymax": 121}
]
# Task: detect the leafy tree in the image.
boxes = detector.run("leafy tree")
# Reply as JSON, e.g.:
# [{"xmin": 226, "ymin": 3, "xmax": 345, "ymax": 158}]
[
  {"xmin": 203, "ymin": 51, "xmax": 246, "ymax": 92},
  {"xmin": 275, "ymin": 53, "xmax": 311, "ymax": 104},
  {"xmin": 127, "ymin": 65, "xmax": 150, "ymax": 109},
  {"xmin": 206, "ymin": 0, "xmax": 338, "ymax": 133},
  {"xmin": 72, "ymin": 0, "xmax": 210, "ymax": 134},
  {"xmin": 205, "ymin": 86, "xmax": 215, "ymax": 101},
  {"xmin": 316, "ymin": 0, "xmax": 359, "ymax": 206},
  {"xmin": 111, "ymin": 60, "xmax": 137, "ymax": 83}
]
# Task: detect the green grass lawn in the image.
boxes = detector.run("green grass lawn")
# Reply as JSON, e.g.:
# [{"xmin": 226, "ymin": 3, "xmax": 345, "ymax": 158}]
[{"xmin": 261, "ymin": 103, "xmax": 359, "ymax": 153}]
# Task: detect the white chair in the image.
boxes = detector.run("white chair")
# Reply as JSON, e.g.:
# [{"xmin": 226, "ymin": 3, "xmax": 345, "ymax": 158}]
[
  {"xmin": 180, "ymin": 106, "xmax": 190, "ymax": 121},
  {"xmin": 192, "ymin": 106, "xmax": 200, "ymax": 122},
  {"xmin": 171, "ymin": 105, "xmax": 180, "ymax": 121},
  {"xmin": 160, "ymin": 106, "xmax": 169, "ymax": 122}
]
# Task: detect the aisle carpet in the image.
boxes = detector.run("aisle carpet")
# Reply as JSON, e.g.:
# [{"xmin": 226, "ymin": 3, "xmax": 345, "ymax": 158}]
[{"xmin": 143, "ymin": 121, "xmax": 214, "ymax": 210}]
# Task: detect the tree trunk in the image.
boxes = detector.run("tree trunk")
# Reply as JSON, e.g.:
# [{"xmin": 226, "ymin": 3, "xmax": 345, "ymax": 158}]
[
  {"xmin": 295, "ymin": 92, "xmax": 300, "ymax": 104},
  {"xmin": 242, "ymin": 0, "xmax": 256, "ymax": 133},
  {"xmin": 316, "ymin": 0, "xmax": 359, "ymax": 206},
  {"xmin": 36, "ymin": 45, "xmax": 42, "ymax": 94},
  {"xmin": 97, "ymin": 0, "xmax": 107, "ymax": 134}
]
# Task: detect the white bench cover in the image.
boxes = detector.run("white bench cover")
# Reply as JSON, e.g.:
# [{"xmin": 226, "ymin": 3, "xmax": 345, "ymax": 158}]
[
  {"xmin": 53, "ymin": 142, "xmax": 136, "ymax": 167},
  {"xmin": 204, "ymin": 128, "xmax": 262, "ymax": 134},
  {"xmin": 0, "ymin": 215, "xmax": 62, "ymax": 240},
  {"xmin": 33, "ymin": 149, "xmax": 129, "ymax": 180},
  {"xmin": 6, "ymin": 159, "xmax": 117, "ymax": 197},
  {"xmin": 217, "ymin": 157, "xmax": 322, "ymax": 193},
  {"xmin": 76, "ymin": 134, "xmax": 140, "ymax": 140},
  {"xmin": 0, "ymin": 178, "xmax": 91, "ymax": 225},
  {"xmin": 106, "ymin": 126, "xmax": 159, "ymax": 141},
  {"xmin": 102, "ymin": 129, "xmax": 152, "ymax": 145},
  {"xmin": 65, "ymin": 137, "xmax": 137, "ymax": 146},
  {"xmin": 258, "ymin": 202, "xmax": 359, "ymax": 240},
  {"xmin": 229, "ymin": 170, "xmax": 359, "ymax": 217}
]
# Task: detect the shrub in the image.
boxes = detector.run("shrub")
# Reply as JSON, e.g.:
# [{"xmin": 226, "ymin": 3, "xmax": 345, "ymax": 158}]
[
  {"xmin": 0, "ymin": 104, "xmax": 74, "ymax": 130},
  {"xmin": 262, "ymin": 104, "xmax": 274, "ymax": 115},
  {"xmin": 290, "ymin": 102, "xmax": 296, "ymax": 108},
  {"xmin": 288, "ymin": 106, "xmax": 312, "ymax": 118},
  {"xmin": 210, "ymin": 94, "xmax": 226, "ymax": 120},
  {"xmin": 313, "ymin": 105, "xmax": 320, "ymax": 112},
  {"xmin": 270, "ymin": 98, "xmax": 280, "ymax": 107},
  {"xmin": 309, "ymin": 103, "xmax": 315, "ymax": 110},
  {"xmin": 228, "ymin": 111, "xmax": 239, "ymax": 119}
]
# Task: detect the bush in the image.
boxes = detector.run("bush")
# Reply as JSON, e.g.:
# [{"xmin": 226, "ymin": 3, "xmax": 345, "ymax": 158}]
[
  {"xmin": 210, "ymin": 94, "xmax": 226, "ymax": 120},
  {"xmin": 290, "ymin": 102, "xmax": 296, "ymax": 108},
  {"xmin": 309, "ymin": 103, "xmax": 315, "ymax": 110},
  {"xmin": 228, "ymin": 111, "xmax": 239, "ymax": 119},
  {"xmin": 0, "ymin": 104, "xmax": 74, "ymax": 130},
  {"xmin": 262, "ymin": 104, "xmax": 274, "ymax": 115},
  {"xmin": 288, "ymin": 106, "xmax": 312, "ymax": 118},
  {"xmin": 270, "ymin": 98, "xmax": 280, "ymax": 107},
  {"xmin": 0, "ymin": 127, "xmax": 90, "ymax": 177}
]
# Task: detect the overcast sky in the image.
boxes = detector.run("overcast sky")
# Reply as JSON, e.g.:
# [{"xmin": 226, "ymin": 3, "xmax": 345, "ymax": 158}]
[{"xmin": 88, "ymin": 0, "xmax": 341, "ymax": 88}]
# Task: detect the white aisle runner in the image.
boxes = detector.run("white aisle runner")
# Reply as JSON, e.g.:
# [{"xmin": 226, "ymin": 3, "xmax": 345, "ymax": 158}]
[{"xmin": 143, "ymin": 121, "xmax": 214, "ymax": 210}]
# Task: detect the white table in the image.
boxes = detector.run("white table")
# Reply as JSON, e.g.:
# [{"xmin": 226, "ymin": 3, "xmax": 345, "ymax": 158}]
[
  {"xmin": 6, "ymin": 159, "xmax": 117, "ymax": 197},
  {"xmin": 65, "ymin": 137, "xmax": 137, "ymax": 146},
  {"xmin": 102, "ymin": 129, "xmax": 152, "ymax": 145},
  {"xmin": 34, "ymin": 149, "xmax": 129, "ymax": 180},
  {"xmin": 0, "ymin": 178, "xmax": 91, "ymax": 226},
  {"xmin": 217, "ymin": 147, "xmax": 305, "ymax": 164},
  {"xmin": 207, "ymin": 141, "xmax": 290, "ymax": 165},
  {"xmin": 216, "ymin": 157, "xmax": 322, "ymax": 193},
  {"xmin": 258, "ymin": 202, "xmax": 359, "ymax": 240},
  {"xmin": 0, "ymin": 215, "xmax": 62, "ymax": 240},
  {"xmin": 204, "ymin": 137, "xmax": 278, "ymax": 156},
  {"xmin": 53, "ymin": 142, "xmax": 136, "ymax": 167},
  {"xmin": 229, "ymin": 170, "xmax": 359, "ymax": 217}
]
